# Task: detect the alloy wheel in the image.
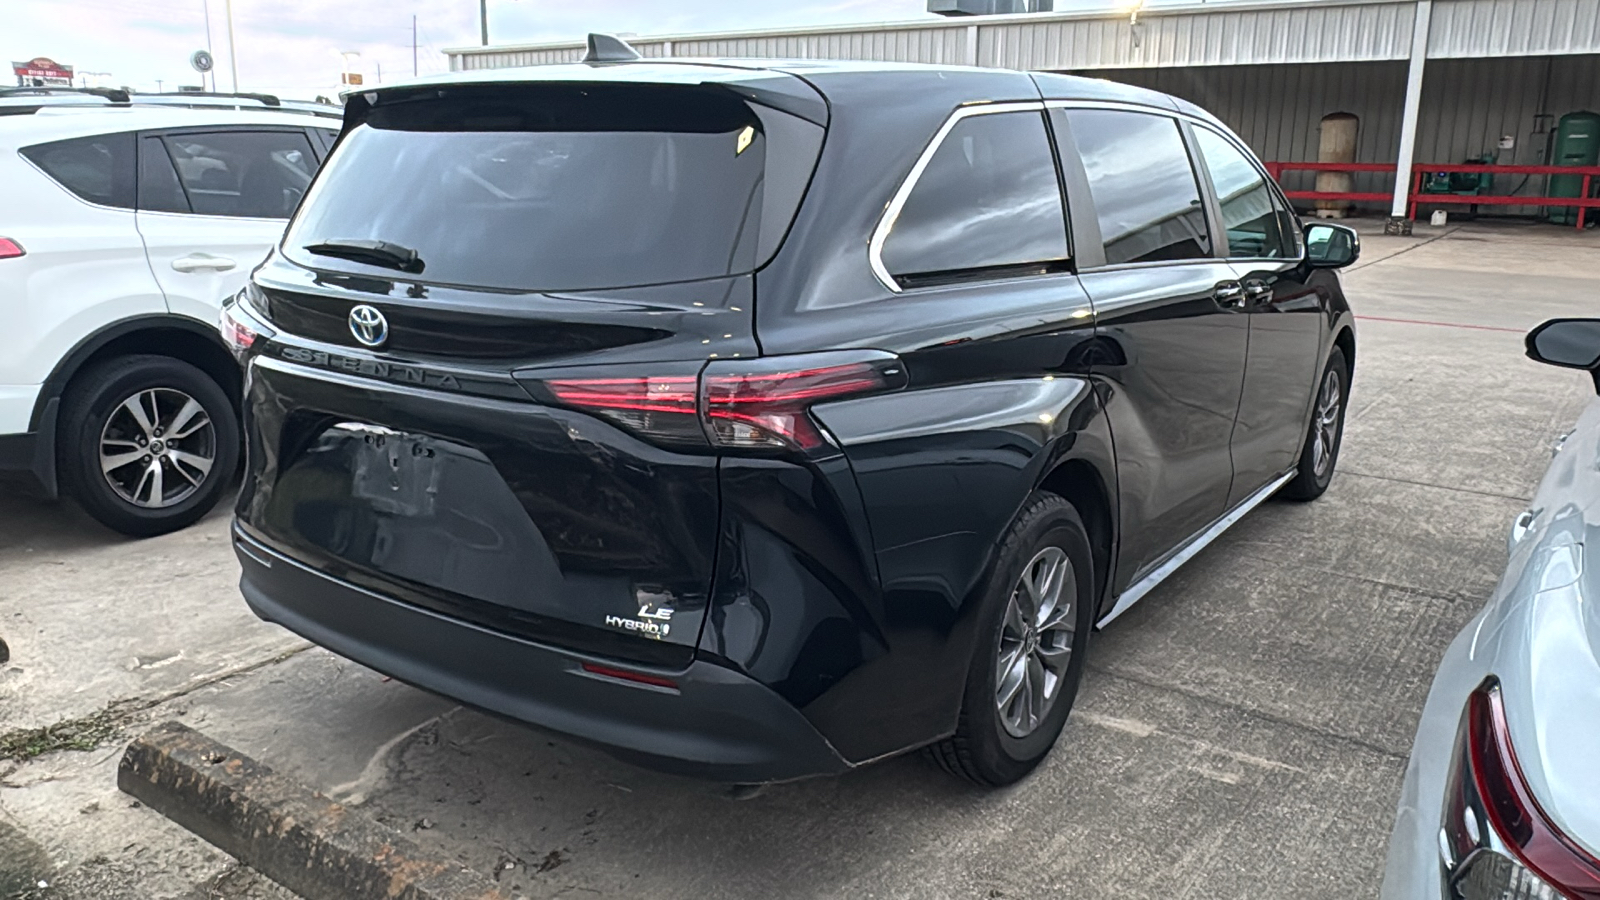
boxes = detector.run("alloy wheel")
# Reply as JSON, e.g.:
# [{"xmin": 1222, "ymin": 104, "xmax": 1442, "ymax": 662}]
[
  {"xmin": 98, "ymin": 388, "xmax": 217, "ymax": 509},
  {"xmin": 1311, "ymin": 369, "xmax": 1342, "ymax": 478},
  {"xmin": 995, "ymin": 545, "xmax": 1078, "ymax": 738}
]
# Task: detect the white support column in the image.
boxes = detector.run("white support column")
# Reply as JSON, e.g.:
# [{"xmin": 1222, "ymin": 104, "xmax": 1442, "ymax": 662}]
[
  {"xmin": 1387, "ymin": 0, "xmax": 1433, "ymax": 235},
  {"xmin": 966, "ymin": 24, "xmax": 980, "ymax": 67}
]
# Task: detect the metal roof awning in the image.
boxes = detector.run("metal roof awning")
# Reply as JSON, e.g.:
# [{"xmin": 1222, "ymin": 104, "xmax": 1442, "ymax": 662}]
[{"xmin": 446, "ymin": 0, "xmax": 1600, "ymax": 72}]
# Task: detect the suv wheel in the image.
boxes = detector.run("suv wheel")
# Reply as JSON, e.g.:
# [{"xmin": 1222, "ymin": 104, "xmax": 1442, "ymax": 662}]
[
  {"xmin": 1280, "ymin": 346, "xmax": 1349, "ymax": 501},
  {"xmin": 58, "ymin": 355, "xmax": 239, "ymax": 537},
  {"xmin": 930, "ymin": 493, "xmax": 1095, "ymax": 787}
]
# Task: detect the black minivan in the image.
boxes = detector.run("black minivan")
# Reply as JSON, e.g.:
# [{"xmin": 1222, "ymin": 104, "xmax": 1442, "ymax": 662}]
[{"xmin": 224, "ymin": 43, "xmax": 1358, "ymax": 786}]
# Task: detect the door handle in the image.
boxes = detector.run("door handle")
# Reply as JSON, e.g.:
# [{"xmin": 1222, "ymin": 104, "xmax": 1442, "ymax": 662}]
[
  {"xmin": 170, "ymin": 254, "xmax": 236, "ymax": 273},
  {"xmin": 1242, "ymin": 280, "xmax": 1274, "ymax": 305},
  {"xmin": 1213, "ymin": 281, "xmax": 1245, "ymax": 309}
]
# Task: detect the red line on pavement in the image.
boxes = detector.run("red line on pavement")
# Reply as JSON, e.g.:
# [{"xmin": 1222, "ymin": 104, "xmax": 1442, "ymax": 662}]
[{"xmin": 1354, "ymin": 314, "xmax": 1524, "ymax": 334}]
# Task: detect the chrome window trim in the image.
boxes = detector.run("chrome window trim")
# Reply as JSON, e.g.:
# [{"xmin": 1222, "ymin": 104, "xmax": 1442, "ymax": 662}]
[{"xmin": 867, "ymin": 100, "xmax": 1047, "ymax": 294}]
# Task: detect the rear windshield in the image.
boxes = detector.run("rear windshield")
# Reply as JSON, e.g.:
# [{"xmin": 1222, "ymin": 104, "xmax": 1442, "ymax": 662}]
[{"xmin": 282, "ymin": 83, "xmax": 823, "ymax": 292}]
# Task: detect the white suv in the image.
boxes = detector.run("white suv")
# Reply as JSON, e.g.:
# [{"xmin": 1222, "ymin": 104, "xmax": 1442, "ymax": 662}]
[{"xmin": 0, "ymin": 91, "xmax": 339, "ymax": 535}]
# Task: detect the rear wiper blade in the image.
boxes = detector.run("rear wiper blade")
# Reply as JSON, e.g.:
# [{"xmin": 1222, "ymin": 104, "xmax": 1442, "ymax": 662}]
[{"xmin": 303, "ymin": 239, "xmax": 425, "ymax": 274}]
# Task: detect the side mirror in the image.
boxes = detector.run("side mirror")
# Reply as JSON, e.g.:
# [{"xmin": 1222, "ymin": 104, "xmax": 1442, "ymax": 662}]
[
  {"xmin": 1304, "ymin": 222, "xmax": 1360, "ymax": 269},
  {"xmin": 1527, "ymin": 320, "xmax": 1600, "ymax": 390}
]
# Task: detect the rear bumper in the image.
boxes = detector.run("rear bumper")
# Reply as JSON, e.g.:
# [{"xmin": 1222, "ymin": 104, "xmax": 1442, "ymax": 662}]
[{"xmin": 234, "ymin": 525, "xmax": 851, "ymax": 783}]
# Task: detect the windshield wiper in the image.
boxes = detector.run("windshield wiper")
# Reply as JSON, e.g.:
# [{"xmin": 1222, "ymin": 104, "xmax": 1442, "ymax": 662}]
[{"xmin": 303, "ymin": 239, "xmax": 425, "ymax": 274}]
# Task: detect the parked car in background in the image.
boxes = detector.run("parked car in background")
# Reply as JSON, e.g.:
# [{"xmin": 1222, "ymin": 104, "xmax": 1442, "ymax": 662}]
[
  {"xmin": 1381, "ymin": 318, "xmax": 1600, "ymax": 900},
  {"xmin": 225, "ymin": 45, "xmax": 1360, "ymax": 786},
  {"xmin": 0, "ymin": 90, "xmax": 339, "ymax": 536}
]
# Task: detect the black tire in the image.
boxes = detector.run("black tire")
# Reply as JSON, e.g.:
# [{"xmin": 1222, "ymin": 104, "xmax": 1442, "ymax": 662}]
[
  {"xmin": 930, "ymin": 493, "xmax": 1095, "ymax": 787},
  {"xmin": 58, "ymin": 355, "xmax": 239, "ymax": 538},
  {"xmin": 1281, "ymin": 346, "xmax": 1349, "ymax": 502}
]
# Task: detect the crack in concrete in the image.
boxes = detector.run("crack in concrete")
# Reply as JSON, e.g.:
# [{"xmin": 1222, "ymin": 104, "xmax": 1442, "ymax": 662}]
[
  {"xmin": 1345, "ymin": 226, "xmax": 1461, "ymax": 273},
  {"xmin": 0, "ymin": 642, "xmax": 314, "ymax": 763},
  {"xmin": 1086, "ymin": 664, "xmax": 1411, "ymax": 763},
  {"xmin": 1340, "ymin": 468, "xmax": 1533, "ymax": 503}
]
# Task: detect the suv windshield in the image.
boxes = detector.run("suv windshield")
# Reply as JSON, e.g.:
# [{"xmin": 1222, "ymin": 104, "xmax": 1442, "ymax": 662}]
[{"xmin": 283, "ymin": 83, "xmax": 822, "ymax": 292}]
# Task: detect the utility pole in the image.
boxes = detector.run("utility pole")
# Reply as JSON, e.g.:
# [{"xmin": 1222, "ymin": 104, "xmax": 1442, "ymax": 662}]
[
  {"xmin": 201, "ymin": 0, "xmax": 216, "ymax": 91},
  {"xmin": 376, "ymin": 60, "xmax": 383, "ymax": 83},
  {"xmin": 224, "ymin": 0, "xmax": 239, "ymax": 92},
  {"xmin": 480, "ymin": 0, "xmax": 488, "ymax": 45},
  {"xmin": 412, "ymin": 15, "xmax": 418, "ymax": 75},
  {"xmin": 156, "ymin": 78, "xmax": 163, "ymax": 92}
]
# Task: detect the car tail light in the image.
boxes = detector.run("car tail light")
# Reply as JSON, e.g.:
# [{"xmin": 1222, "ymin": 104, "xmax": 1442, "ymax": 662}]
[
  {"xmin": 0, "ymin": 238, "xmax": 24, "ymax": 259},
  {"xmin": 543, "ymin": 375, "xmax": 704, "ymax": 446},
  {"xmin": 701, "ymin": 359, "xmax": 895, "ymax": 452},
  {"xmin": 1441, "ymin": 679, "xmax": 1600, "ymax": 900},
  {"xmin": 537, "ymin": 351, "xmax": 904, "ymax": 455},
  {"xmin": 220, "ymin": 286, "xmax": 275, "ymax": 359}
]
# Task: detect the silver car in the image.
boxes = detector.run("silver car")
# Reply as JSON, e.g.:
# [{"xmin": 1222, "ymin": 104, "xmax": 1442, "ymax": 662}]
[{"xmin": 1380, "ymin": 318, "xmax": 1600, "ymax": 900}]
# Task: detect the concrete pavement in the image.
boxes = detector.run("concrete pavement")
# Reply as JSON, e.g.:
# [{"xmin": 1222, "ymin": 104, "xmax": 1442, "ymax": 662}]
[{"xmin": 1, "ymin": 219, "xmax": 1594, "ymax": 899}]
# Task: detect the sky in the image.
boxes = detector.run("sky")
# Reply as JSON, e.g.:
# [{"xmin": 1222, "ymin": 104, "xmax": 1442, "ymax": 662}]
[{"xmin": 4, "ymin": 0, "xmax": 964, "ymax": 100}]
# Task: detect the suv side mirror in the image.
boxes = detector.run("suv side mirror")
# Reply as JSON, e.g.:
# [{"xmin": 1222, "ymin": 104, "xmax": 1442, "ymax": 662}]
[
  {"xmin": 1527, "ymin": 319, "xmax": 1600, "ymax": 392},
  {"xmin": 1305, "ymin": 222, "xmax": 1359, "ymax": 269}
]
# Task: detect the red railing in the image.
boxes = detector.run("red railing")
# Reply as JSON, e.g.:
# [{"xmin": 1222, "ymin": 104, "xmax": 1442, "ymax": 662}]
[{"xmin": 1263, "ymin": 162, "xmax": 1600, "ymax": 231}]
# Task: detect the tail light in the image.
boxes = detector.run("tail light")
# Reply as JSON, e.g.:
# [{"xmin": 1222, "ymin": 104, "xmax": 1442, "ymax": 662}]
[
  {"xmin": 0, "ymin": 238, "xmax": 24, "ymax": 259},
  {"xmin": 1441, "ymin": 679, "xmax": 1600, "ymax": 899},
  {"xmin": 534, "ymin": 351, "xmax": 904, "ymax": 455},
  {"xmin": 543, "ymin": 375, "xmax": 704, "ymax": 446},
  {"xmin": 220, "ymin": 285, "xmax": 276, "ymax": 359}
]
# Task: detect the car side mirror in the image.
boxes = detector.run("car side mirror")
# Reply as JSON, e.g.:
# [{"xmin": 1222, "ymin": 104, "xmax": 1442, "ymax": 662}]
[
  {"xmin": 1304, "ymin": 222, "xmax": 1359, "ymax": 269},
  {"xmin": 1527, "ymin": 319, "xmax": 1600, "ymax": 392}
]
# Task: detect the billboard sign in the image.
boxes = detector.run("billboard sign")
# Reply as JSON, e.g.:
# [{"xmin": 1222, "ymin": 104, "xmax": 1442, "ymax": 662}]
[{"xmin": 13, "ymin": 57, "xmax": 74, "ymax": 87}]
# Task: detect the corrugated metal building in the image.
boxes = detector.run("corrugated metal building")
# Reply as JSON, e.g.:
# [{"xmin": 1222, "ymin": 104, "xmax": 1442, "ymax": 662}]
[{"xmin": 447, "ymin": 0, "xmax": 1600, "ymax": 226}]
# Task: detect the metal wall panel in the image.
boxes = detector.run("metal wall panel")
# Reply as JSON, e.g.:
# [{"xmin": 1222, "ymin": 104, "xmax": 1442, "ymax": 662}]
[
  {"xmin": 980, "ymin": 2, "xmax": 1412, "ymax": 69},
  {"xmin": 1103, "ymin": 54, "xmax": 1600, "ymax": 209},
  {"xmin": 1428, "ymin": 0, "xmax": 1600, "ymax": 57},
  {"xmin": 668, "ymin": 27, "xmax": 969, "ymax": 63}
]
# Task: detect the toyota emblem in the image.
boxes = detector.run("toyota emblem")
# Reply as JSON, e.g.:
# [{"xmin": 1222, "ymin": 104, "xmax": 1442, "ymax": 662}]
[{"xmin": 348, "ymin": 304, "xmax": 388, "ymax": 348}]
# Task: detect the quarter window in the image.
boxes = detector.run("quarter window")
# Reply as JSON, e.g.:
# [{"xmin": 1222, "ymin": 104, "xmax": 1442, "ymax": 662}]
[
  {"xmin": 20, "ymin": 132, "xmax": 136, "ymax": 209},
  {"xmin": 1061, "ymin": 109, "xmax": 1209, "ymax": 265},
  {"xmin": 1193, "ymin": 127, "xmax": 1294, "ymax": 259},
  {"xmin": 138, "ymin": 137, "xmax": 190, "ymax": 214},
  {"xmin": 162, "ymin": 130, "xmax": 318, "ymax": 219},
  {"xmin": 880, "ymin": 110, "xmax": 1069, "ymax": 286}
]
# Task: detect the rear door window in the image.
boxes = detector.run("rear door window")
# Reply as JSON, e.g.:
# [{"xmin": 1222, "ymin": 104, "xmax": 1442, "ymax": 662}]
[
  {"xmin": 162, "ymin": 130, "xmax": 318, "ymax": 219},
  {"xmin": 20, "ymin": 132, "xmax": 136, "ymax": 209},
  {"xmin": 879, "ymin": 110, "xmax": 1069, "ymax": 286},
  {"xmin": 1192, "ymin": 126, "xmax": 1295, "ymax": 259},
  {"xmin": 1060, "ymin": 109, "xmax": 1210, "ymax": 265},
  {"xmin": 282, "ymin": 83, "xmax": 824, "ymax": 293}
]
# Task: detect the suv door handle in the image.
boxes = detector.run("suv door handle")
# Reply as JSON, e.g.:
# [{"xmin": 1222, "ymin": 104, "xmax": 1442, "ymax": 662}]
[
  {"xmin": 171, "ymin": 254, "xmax": 236, "ymax": 273},
  {"xmin": 1242, "ymin": 279, "xmax": 1274, "ymax": 305},
  {"xmin": 1213, "ymin": 281, "xmax": 1245, "ymax": 309}
]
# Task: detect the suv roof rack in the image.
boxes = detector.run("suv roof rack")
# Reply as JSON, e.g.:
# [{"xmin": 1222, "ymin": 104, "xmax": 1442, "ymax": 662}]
[
  {"xmin": 0, "ymin": 89, "xmax": 342, "ymax": 119},
  {"xmin": 0, "ymin": 85, "xmax": 132, "ymax": 103}
]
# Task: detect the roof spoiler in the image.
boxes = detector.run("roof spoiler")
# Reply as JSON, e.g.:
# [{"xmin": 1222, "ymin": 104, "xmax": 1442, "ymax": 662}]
[{"xmin": 583, "ymin": 33, "xmax": 642, "ymax": 63}]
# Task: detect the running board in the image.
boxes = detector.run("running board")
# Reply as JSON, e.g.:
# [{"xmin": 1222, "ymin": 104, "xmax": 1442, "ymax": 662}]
[{"xmin": 1096, "ymin": 470, "xmax": 1296, "ymax": 629}]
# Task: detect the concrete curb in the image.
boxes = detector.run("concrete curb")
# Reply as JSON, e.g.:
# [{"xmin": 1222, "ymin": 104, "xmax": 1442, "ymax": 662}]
[{"xmin": 118, "ymin": 721, "xmax": 510, "ymax": 900}]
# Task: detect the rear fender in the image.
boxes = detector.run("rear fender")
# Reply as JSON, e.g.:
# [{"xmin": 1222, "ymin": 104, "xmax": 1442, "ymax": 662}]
[{"xmin": 705, "ymin": 374, "xmax": 1112, "ymax": 762}]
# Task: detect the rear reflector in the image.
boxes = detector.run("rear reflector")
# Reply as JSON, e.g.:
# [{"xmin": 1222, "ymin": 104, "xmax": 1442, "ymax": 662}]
[
  {"xmin": 0, "ymin": 238, "xmax": 24, "ymax": 259},
  {"xmin": 580, "ymin": 662, "xmax": 679, "ymax": 690}
]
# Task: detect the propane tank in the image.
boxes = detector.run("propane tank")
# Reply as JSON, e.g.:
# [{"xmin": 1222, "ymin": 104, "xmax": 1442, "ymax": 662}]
[{"xmin": 1315, "ymin": 112, "xmax": 1359, "ymax": 219}]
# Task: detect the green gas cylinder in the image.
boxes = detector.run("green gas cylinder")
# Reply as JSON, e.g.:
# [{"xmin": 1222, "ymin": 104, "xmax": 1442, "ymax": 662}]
[{"xmin": 1548, "ymin": 111, "xmax": 1600, "ymax": 225}]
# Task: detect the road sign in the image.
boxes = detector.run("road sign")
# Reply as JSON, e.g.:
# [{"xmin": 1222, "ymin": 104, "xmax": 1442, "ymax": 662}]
[
  {"xmin": 12, "ymin": 57, "xmax": 73, "ymax": 87},
  {"xmin": 342, "ymin": 72, "xmax": 363, "ymax": 85}
]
